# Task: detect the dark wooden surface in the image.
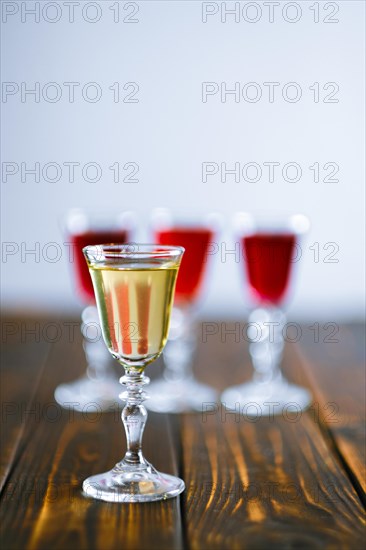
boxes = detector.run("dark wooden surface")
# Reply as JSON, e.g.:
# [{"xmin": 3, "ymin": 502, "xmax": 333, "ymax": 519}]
[{"xmin": 1, "ymin": 316, "xmax": 365, "ymax": 549}]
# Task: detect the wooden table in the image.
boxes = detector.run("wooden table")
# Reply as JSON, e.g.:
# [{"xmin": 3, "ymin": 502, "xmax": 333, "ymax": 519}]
[{"xmin": 1, "ymin": 316, "xmax": 365, "ymax": 549}]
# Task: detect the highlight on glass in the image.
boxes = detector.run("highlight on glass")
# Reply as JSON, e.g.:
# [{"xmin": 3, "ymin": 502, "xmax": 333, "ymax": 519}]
[
  {"xmin": 221, "ymin": 212, "xmax": 312, "ymax": 416},
  {"xmin": 82, "ymin": 244, "xmax": 185, "ymax": 502},
  {"xmin": 54, "ymin": 208, "xmax": 135, "ymax": 412},
  {"xmin": 145, "ymin": 208, "xmax": 219, "ymax": 413}
]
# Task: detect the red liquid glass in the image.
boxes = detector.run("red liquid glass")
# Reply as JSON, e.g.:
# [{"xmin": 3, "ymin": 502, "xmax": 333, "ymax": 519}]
[
  {"xmin": 70, "ymin": 230, "xmax": 128, "ymax": 303},
  {"xmin": 242, "ymin": 234, "xmax": 296, "ymax": 305},
  {"xmin": 155, "ymin": 228, "xmax": 213, "ymax": 304}
]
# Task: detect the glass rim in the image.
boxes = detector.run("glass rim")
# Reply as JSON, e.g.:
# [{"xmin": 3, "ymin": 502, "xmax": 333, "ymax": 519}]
[
  {"xmin": 83, "ymin": 243, "xmax": 185, "ymax": 262},
  {"xmin": 150, "ymin": 208, "xmax": 223, "ymax": 230},
  {"xmin": 62, "ymin": 208, "xmax": 136, "ymax": 235},
  {"xmin": 234, "ymin": 212, "xmax": 310, "ymax": 235}
]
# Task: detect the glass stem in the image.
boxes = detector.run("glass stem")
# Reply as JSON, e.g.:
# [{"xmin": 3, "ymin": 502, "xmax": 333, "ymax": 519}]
[
  {"xmin": 81, "ymin": 305, "xmax": 114, "ymax": 381},
  {"xmin": 163, "ymin": 306, "xmax": 195, "ymax": 383},
  {"xmin": 248, "ymin": 307, "xmax": 285, "ymax": 385},
  {"xmin": 119, "ymin": 372, "xmax": 150, "ymax": 467}
]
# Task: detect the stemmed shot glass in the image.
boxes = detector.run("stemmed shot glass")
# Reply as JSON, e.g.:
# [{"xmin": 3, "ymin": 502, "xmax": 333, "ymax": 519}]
[
  {"xmin": 54, "ymin": 209, "xmax": 134, "ymax": 411},
  {"xmin": 145, "ymin": 209, "xmax": 219, "ymax": 413},
  {"xmin": 221, "ymin": 213, "xmax": 312, "ymax": 416},
  {"xmin": 82, "ymin": 244, "xmax": 185, "ymax": 502}
]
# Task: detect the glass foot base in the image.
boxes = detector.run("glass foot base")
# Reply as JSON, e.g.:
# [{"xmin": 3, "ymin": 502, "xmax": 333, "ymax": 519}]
[
  {"xmin": 54, "ymin": 376, "xmax": 121, "ymax": 412},
  {"xmin": 221, "ymin": 379, "xmax": 311, "ymax": 417},
  {"xmin": 145, "ymin": 378, "xmax": 218, "ymax": 413},
  {"xmin": 83, "ymin": 463, "xmax": 185, "ymax": 503}
]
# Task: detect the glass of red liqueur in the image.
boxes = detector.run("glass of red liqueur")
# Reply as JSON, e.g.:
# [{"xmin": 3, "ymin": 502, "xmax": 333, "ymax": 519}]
[
  {"xmin": 145, "ymin": 209, "xmax": 220, "ymax": 413},
  {"xmin": 221, "ymin": 213, "xmax": 312, "ymax": 416},
  {"xmin": 54, "ymin": 209, "xmax": 134, "ymax": 411}
]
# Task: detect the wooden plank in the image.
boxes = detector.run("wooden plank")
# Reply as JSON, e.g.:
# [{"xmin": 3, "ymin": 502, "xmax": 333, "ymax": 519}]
[
  {"xmin": 295, "ymin": 323, "xmax": 366, "ymax": 497},
  {"xmin": 2, "ymin": 317, "xmax": 364, "ymax": 549},
  {"xmin": 1, "ymin": 316, "xmax": 51, "ymax": 489},
  {"xmin": 0, "ymin": 321, "xmax": 183, "ymax": 550},
  {"xmin": 194, "ymin": 320, "xmax": 365, "ymax": 496},
  {"xmin": 181, "ymin": 323, "xmax": 365, "ymax": 549},
  {"xmin": 182, "ymin": 412, "xmax": 365, "ymax": 549}
]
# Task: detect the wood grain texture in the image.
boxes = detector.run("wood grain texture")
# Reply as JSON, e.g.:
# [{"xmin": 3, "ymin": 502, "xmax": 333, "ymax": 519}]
[
  {"xmin": 184, "ymin": 322, "xmax": 365, "ymax": 548},
  {"xmin": 182, "ymin": 412, "xmax": 365, "ymax": 549},
  {"xmin": 1, "ymin": 317, "xmax": 51, "ymax": 490},
  {"xmin": 194, "ymin": 321, "xmax": 366, "ymax": 497},
  {"xmin": 1, "ymin": 317, "xmax": 365, "ymax": 550},
  {"xmin": 0, "ymin": 318, "xmax": 183, "ymax": 550},
  {"xmin": 296, "ymin": 324, "xmax": 366, "ymax": 497}
]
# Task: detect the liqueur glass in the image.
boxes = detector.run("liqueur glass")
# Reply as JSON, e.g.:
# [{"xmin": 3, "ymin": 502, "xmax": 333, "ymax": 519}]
[
  {"xmin": 221, "ymin": 213, "xmax": 312, "ymax": 416},
  {"xmin": 82, "ymin": 244, "xmax": 185, "ymax": 502},
  {"xmin": 146, "ymin": 209, "xmax": 219, "ymax": 413},
  {"xmin": 54, "ymin": 209, "xmax": 134, "ymax": 412}
]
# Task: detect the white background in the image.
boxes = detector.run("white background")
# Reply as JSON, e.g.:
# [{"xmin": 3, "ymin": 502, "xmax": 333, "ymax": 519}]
[{"xmin": 1, "ymin": 1, "xmax": 365, "ymax": 320}]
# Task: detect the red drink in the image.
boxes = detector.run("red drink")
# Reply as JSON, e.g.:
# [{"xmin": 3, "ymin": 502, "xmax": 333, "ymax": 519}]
[
  {"xmin": 242, "ymin": 234, "xmax": 296, "ymax": 305},
  {"xmin": 70, "ymin": 230, "xmax": 128, "ymax": 303},
  {"xmin": 155, "ymin": 228, "xmax": 213, "ymax": 304}
]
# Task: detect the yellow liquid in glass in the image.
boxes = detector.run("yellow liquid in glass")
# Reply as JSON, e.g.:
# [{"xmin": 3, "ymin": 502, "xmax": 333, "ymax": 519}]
[{"xmin": 89, "ymin": 265, "xmax": 178, "ymax": 368}]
